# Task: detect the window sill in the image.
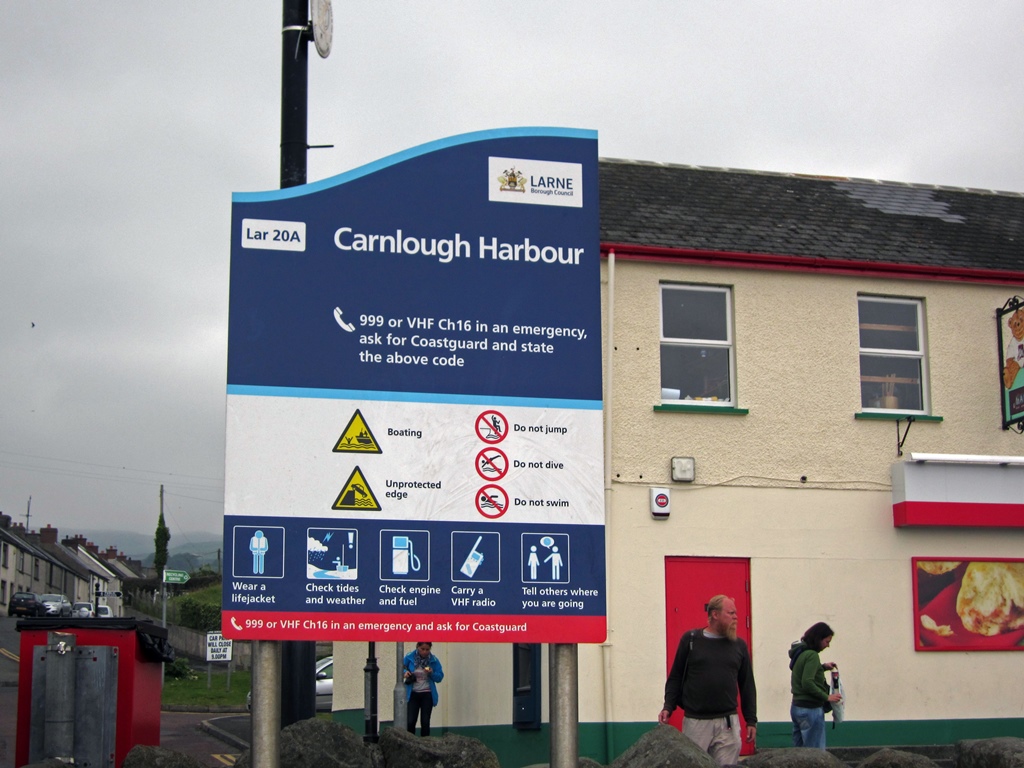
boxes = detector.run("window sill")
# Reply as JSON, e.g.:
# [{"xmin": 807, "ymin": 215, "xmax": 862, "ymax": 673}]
[
  {"xmin": 855, "ymin": 412, "xmax": 943, "ymax": 422},
  {"xmin": 654, "ymin": 404, "xmax": 749, "ymax": 415}
]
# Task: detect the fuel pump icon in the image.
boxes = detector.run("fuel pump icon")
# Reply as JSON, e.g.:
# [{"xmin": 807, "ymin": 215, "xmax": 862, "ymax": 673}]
[{"xmin": 392, "ymin": 535, "xmax": 422, "ymax": 576}]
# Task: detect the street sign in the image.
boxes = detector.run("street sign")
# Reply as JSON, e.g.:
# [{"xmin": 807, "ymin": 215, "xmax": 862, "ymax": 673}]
[
  {"xmin": 223, "ymin": 128, "xmax": 605, "ymax": 644},
  {"xmin": 163, "ymin": 569, "xmax": 190, "ymax": 584},
  {"xmin": 206, "ymin": 631, "xmax": 233, "ymax": 662}
]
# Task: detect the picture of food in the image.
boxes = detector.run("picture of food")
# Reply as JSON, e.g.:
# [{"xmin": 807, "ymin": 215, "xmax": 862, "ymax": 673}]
[
  {"xmin": 912, "ymin": 558, "xmax": 1024, "ymax": 651},
  {"xmin": 917, "ymin": 561, "xmax": 961, "ymax": 575},
  {"xmin": 956, "ymin": 562, "xmax": 1024, "ymax": 636}
]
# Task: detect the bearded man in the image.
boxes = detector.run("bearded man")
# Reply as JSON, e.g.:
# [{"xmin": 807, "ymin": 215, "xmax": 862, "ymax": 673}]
[{"xmin": 658, "ymin": 594, "xmax": 758, "ymax": 766}]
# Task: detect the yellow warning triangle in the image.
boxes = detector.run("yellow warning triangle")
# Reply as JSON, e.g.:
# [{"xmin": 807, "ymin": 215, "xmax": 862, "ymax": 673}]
[
  {"xmin": 332, "ymin": 466, "xmax": 382, "ymax": 511},
  {"xmin": 333, "ymin": 409, "xmax": 382, "ymax": 453}
]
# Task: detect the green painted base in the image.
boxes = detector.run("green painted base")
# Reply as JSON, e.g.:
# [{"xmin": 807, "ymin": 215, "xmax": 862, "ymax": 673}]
[{"xmin": 330, "ymin": 711, "xmax": 1024, "ymax": 767}]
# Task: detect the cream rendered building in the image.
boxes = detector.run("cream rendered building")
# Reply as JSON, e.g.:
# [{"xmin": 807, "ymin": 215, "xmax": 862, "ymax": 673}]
[{"xmin": 330, "ymin": 161, "xmax": 1024, "ymax": 765}]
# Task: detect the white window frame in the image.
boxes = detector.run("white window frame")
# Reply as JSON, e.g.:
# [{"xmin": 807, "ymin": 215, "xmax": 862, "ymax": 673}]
[
  {"xmin": 659, "ymin": 283, "xmax": 735, "ymax": 407},
  {"xmin": 858, "ymin": 295, "xmax": 928, "ymax": 414}
]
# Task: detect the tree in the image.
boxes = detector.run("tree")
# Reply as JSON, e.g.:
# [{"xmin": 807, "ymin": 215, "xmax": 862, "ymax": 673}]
[{"xmin": 154, "ymin": 485, "xmax": 171, "ymax": 576}]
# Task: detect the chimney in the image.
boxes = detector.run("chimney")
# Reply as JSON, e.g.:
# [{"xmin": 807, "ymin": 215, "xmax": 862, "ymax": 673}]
[
  {"xmin": 103, "ymin": 547, "xmax": 118, "ymax": 560},
  {"xmin": 0, "ymin": 512, "xmax": 10, "ymax": 529},
  {"xmin": 85, "ymin": 541, "xmax": 100, "ymax": 555},
  {"xmin": 40, "ymin": 524, "xmax": 58, "ymax": 545}
]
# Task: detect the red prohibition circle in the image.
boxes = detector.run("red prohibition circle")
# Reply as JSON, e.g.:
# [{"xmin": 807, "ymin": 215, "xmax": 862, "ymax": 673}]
[
  {"xmin": 475, "ymin": 410, "xmax": 508, "ymax": 444},
  {"xmin": 475, "ymin": 447, "xmax": 509, "ymax": 481},
  {"xmin": 655, "ymin": 493, "xmax": 669, "ymax": 508},
  {"xmin": 475, "ymin": 484, "xmax": 509, "ymax": 519}
]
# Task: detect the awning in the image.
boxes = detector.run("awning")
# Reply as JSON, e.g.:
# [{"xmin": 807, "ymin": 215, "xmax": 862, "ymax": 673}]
[{"xmin": 892, "ymin": 453, "xmax": 1024, "ymax": 528}]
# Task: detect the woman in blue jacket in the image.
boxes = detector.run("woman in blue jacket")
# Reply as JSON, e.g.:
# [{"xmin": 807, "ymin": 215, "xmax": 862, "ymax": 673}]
[{"xmin": 404, "ymin": 641, "xmax": 444, "ymax": 736}]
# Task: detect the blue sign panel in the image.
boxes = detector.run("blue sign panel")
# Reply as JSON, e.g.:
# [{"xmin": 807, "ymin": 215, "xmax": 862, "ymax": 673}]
[{"xmin": 223, "ymin": 128, "xmax": 604, "ymax": 643}]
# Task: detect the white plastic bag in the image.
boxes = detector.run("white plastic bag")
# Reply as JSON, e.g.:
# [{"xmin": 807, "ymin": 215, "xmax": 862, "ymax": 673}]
[{"xmin": 829, "ymin": 670, "xmax": 845, "ymax": 723}]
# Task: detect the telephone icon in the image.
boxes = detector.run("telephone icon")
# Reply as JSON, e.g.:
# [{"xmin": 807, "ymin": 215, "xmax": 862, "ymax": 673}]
[
  {"xmin": 333, "ymin": 306, "xmax": 355, "ymax": 332},
  {"xmin": 230, "ymin": 616, "xmax": 243, "ymax": 632}
]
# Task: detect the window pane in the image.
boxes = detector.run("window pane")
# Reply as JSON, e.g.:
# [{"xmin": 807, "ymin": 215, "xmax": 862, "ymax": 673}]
[
  {"xmin": 860, "ymin": 354, "xmax": 923, "ymax": 410},
  {"xmin": 662, "ymin": 288, "xmax": 728, "ymax": 341},
  {"xmin": 859, "ymin": 299, "xmax": 920, "ymax": 352},
  {"xmin": 661, "ymin": 345, "xmax": 731, "ymax": 401}
]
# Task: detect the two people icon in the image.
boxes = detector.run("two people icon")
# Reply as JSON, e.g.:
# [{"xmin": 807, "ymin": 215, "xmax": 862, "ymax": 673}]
[{"xmin": 527, "ymin": 544, "xmax": 563, "ymax": 581}]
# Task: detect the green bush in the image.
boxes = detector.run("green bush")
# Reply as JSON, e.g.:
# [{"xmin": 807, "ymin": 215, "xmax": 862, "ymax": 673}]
[
  {"xmin": 177, "ymin": 595, "xmax": 222, "ymax": 632},
  {"xmin": 165, "ymin": 657, "xmax": 198, "ymax": 680}
]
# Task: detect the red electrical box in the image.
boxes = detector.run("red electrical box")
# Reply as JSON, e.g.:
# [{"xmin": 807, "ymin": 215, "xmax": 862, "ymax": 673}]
[{"xmin": 16, "ymin": 618, "xmax": 170, "ymax": 768}]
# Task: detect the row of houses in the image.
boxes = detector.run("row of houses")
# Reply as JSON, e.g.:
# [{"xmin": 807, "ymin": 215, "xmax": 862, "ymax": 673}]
[{"xmin": 0, "ymin": 513, "xmax": 145, "ymax": 616}]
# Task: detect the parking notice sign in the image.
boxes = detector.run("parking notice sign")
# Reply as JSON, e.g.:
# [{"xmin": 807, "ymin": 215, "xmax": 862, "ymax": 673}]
[
  {"xmin": 206, "ymin": 632, "xmax": 233, "ymax": 662},
  {"xmin": 222, "ymin": 128, "xmax": 604, "ymax": 643}
]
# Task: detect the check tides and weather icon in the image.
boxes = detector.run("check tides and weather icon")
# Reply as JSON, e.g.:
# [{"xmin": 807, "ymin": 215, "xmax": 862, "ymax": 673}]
[
  {"xmin": 307, "ymin": 527, "xmax": 358, "ymax": 580},
  {"xmin": 333, "ymin": 467, "xmax": 382, "ymax": 511}
]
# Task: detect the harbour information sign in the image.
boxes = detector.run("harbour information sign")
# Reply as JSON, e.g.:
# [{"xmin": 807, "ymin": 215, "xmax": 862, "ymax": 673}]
[{"xmin": 222, "ymin": 128, "xmax": 604, "ymax": 643}]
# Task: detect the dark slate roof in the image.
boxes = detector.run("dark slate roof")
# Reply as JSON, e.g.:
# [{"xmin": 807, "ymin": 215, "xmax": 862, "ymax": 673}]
[{"xmin": 599, "ymin": 159, "xmax": 1024, "ymax": 273}]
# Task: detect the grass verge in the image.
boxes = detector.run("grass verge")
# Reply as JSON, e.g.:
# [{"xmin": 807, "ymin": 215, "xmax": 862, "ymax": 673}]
[{"xmin": 162, "ymin": 666, "xmax": 251, "ymax": 709}]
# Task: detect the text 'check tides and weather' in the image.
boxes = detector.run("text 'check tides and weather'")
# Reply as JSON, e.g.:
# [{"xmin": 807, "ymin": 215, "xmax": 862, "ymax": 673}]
[{"xmin": 222, "ymin": 128, "xmax": 605, "ymax": 643}]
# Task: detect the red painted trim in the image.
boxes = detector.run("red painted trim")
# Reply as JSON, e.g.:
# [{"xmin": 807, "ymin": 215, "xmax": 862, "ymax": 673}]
[
  {"xmin": 893, "ymin": 500, "xmax": 1024, "ymax": 528},
  {"xmin": 222, "ymin": 611, "xmax": 606, "ymax": 643},
  {"xmin": 602, "ymin": 242, "xmax": 1024, "ymax": 286}
]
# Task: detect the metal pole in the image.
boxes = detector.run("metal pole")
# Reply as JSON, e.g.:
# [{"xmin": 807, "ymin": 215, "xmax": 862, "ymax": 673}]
[
  {"xmin": 40, "ymin": 632, "xmax": 76, "ymax": 762},
  {"xmin": 549, "ymin": 643, "xmax": 579, "ymax": 768},
  {"xmin": 363, "ymin": 642, "xmax": 379, "ymax": 742},
  {"xmin": 278, "ymin": 0, "xmax": 317, "ymax": 729},
  {"xmin": 394, "ymin": 642, "xmax": 406, "ymax": 731},
  {"xmin": 281, "ymin": 0, "xmax": 308, "ymax": 188},
  {"xmin": 161, "ymin": 572, "xmax": 166, "ymax": 686},
  {"xmin": 252, "ymin": 640, "xmax": 282, "ymax": 768}
]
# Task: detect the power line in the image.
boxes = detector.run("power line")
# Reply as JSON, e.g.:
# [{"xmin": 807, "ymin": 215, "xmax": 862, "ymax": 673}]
[{"xmin": 0, "ymin": 449, "xmax": 223, "ymax": 483}]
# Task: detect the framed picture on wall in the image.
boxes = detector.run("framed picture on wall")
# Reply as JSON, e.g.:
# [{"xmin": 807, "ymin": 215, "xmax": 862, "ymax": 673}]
[{"xmin": 912, "ymin": 558, "xmax": 1024, "ymax": 651}]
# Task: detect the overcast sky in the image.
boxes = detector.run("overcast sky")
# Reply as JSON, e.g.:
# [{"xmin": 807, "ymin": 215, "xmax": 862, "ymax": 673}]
[{"xmin": 2, "ymin": 2, "xmax": 1023, "ymax": 548}]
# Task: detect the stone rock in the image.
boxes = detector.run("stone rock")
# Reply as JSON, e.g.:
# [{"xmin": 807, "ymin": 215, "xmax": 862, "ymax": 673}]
[
  {"xmin": 858, "ymin": 748, "xmax": 939, "ymax": 767},
  {"xmin": 955, "ymin": 737, "xmax": 1024, "ymax": 768},
  {"xmin": 608, "ymin": 724, "xmax": 717, "ymax": 768},
  {"xmin": 235, "ymin": 718, "xmax": 372, "ymax": 768},
  {"xmin": 740, "ymin": 747, "xmax": 845, "ymax": 768},
  {"xmin": 378, "ymin": 725, "xmax": 502, "ymax": 768},
  {"xmin": 123, "ymin": 744, "xmax": 208, "ymax": 768}
]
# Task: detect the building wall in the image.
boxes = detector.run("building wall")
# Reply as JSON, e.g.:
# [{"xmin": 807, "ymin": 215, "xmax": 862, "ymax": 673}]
[{"xmin": 598, "ymin": 259, "xmax": 1024, "ymax": 742}]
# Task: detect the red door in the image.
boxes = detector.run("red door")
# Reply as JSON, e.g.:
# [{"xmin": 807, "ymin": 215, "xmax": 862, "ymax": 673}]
[{"xmin": 664, "ymin": 556, "xmax": 754, "ymax": 756}]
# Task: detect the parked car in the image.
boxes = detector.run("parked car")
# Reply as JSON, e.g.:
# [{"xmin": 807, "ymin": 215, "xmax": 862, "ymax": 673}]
[
  {"xmin": 247, "ymin": 656, "xmax": 334, "ymax": 712},
  {"xmin": 95, "ymin": 604, "xmax": 113, "ymax": 618},
  {"xmin": 72, "ymin": 602, "xmax": 95, "ymax": 618},
  {"xmin": 40, "ymin": 594, "xmax": 72, "ymax": 617},
  {"xmin": 8, "ymin": 592, "xmax": 46, "ymax": 617}
]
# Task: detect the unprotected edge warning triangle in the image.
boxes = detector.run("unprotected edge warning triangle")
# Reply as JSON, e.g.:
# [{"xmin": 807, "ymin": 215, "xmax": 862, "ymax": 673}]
[
  {"xmin": 333, "ymin": 409, "xmax": 382, "ymax": 453},
  {"xmin": 332, "ymin": 466, "xmax": 382, "ymax": 511}
]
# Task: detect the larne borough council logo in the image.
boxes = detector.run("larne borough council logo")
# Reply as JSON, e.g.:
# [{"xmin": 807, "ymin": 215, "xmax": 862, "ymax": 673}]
[
  {"xmin": 488, "ymin": 155, "xmax": 584, "ymax": 208},
  {"xmin": 498, "ymin": 166, "xmax": 528, "ymax": 193}
]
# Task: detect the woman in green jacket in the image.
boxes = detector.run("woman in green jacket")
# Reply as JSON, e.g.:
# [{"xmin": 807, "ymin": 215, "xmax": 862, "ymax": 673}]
[{"xmin": 788, "ymin": 622, "xmax": 842, "ymax": 749}]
